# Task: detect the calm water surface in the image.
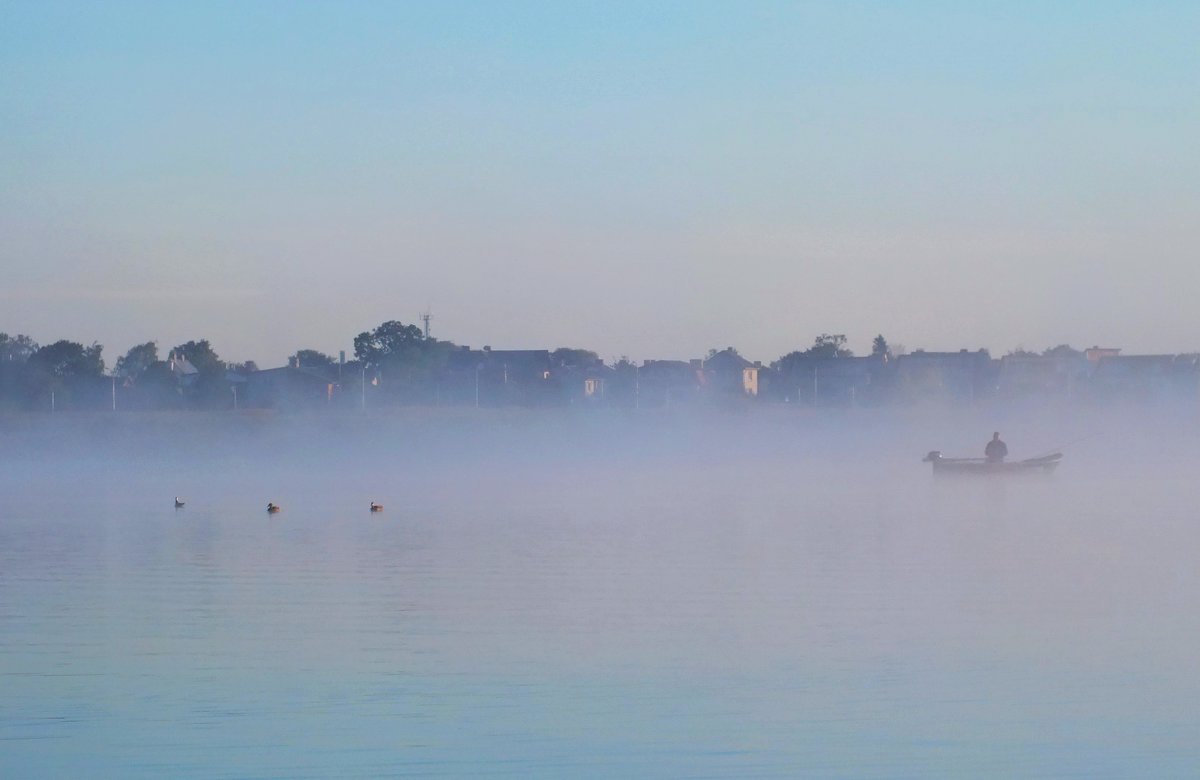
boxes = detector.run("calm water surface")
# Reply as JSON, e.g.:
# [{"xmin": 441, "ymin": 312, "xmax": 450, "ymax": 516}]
[{"xmin": 3, "ymin": 442, "xmax": 1200, "ymax": 778}]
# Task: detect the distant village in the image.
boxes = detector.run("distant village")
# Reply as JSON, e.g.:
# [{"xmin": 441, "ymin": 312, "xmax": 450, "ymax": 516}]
[{"xmin": 1, "ymin": 322, "xmax": 1197, "ymax": 413}]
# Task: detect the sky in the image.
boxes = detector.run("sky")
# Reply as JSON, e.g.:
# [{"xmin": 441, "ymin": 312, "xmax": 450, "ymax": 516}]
[{"xmin": 1, "ymin": 1, "xmax": 1197, "ymax": 366}]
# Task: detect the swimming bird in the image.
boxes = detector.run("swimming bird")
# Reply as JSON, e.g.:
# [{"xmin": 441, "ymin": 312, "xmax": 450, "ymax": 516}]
[
  {"xmin": 370, "ymin": 502, "xmax": 383, "ymax": 512},
  {"xmin": 174, "ymin": 497, "xmax": 185, "ymax": 508},
  {"xmin": 267, "ymin": 503, "xmax": 281, "ymax": 514}
]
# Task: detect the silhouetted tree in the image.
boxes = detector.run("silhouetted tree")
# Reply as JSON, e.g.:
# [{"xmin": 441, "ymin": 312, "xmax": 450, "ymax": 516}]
[
  {"xmin": 353, "ymin": 321, "xmax": 424, "ymax": 365},
  {"xmin": 0, "ymin": 333, "xmax": 38, "ymax": 363},
  {"xmin": 871, "ymin": 334, "xmax": 891, "ymax": 358},
  {"xmin": 291, "ymin": 349, "xmax": 335, "ymax": 368},
  {"xmin": 172, "ymin": 340, "xmax": 224, "ymax": 374},
  {"xmin": 115, "ymin": 342, "xmax": 158, "ymax": 378},
  {"xmin": 29, "ymin": 341, "xmax": 104, "ymax": 378},
  {"xmin": 551, "ymin": 347, "xmax": 599, "ymax": 368},
  {"xmin": 0, "ymin": 334, "xmax": 39, "ymax": 410},
  {"xmin": 774, "ymin": 334, "xmax": 853, "ymax": 373},
  {"xmin": 135, "ymin": 361, "xmax": 183, "ymax": 410},
  {"xmin": 353, "ymin": 320, "xmax": 460, "ymax": 404},
  {"xmin": 20, "ymin": 341, "xmax": 105, "ymax": 409},
  {"xmin": 1042, "ymin": 344, "xmax": 1082, "ymax": 359},
  {"xmin": 807, "ymin": 334, "xmax": 853, "ymax": 359},
  {"xmin": 166, "ymin": 340, "xmax": 230, "ymax": 409}
]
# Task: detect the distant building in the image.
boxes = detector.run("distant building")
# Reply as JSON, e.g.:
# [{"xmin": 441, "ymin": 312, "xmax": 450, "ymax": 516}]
[
  {"xmin": 701, "ymin": 349, "xmax": 758, "ymax": 398},
  {"xmin": 482, "ymin": 349, "xmax": 553, "ymax": 381},
  {"xmin": 1089, "ymin": 354, "xmax": 1199, "ymax": 401},
  {"xmin": 559, "ymin": 360, "xmax": 615, "ymax": 405},
  {"xmin": 165, "ymin": 352, "xmax": 200, "ymax": 387},
  {"xmin": 480, "ymin": 348, "xmax": 556, "ymax": 406},
  {"xmin": 895, "ymin": 349, "xmax": 995, "ymax": 403},
  {"xmin": 435, "ymin": 346, "xmax": 485, "ymax": 406},
  {"xmin": 773, "ymin": 355, "xmax": 881, "ymax": 405},
  {"xmin": 638, "ymin": 359, "xmax": 702, "ymax": 406},
  {"xmin": 743, "ymin": 365, "xmax": 760, "ymax": 397},
  {"xmin": 243, "ymin": 365, "xmax": 338, "ymax": 409},
  {"xmin": 1085, "ymin": 346, "xmax": 1121, "ymax": 364},
  {"xmin": 997, "ymin": 353, "xmax": 1090, "ymax": 399}
]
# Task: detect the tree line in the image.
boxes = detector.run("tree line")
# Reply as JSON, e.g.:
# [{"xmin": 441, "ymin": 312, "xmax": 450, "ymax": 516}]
[
  {"xmin": 0, "ymin": 322, "xmax": 1107, "ymax": 412},
  {"xmin": 0, "ymin": 323, "xmax": 604, "ymax": 411}
]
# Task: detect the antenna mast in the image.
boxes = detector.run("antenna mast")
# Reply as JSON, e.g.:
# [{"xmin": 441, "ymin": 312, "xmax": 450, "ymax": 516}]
[{"xmin": 420, "ymin": 309, "xmax": 433, "ymax": 339}]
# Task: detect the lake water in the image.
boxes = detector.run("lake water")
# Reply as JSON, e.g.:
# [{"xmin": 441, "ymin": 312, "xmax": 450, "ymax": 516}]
[{"xmin": 3, "ymin": 411, "xmax": 1200, "ymax": 777}]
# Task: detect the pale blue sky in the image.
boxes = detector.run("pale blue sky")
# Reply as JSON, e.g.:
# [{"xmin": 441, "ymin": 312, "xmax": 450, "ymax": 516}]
[{"xmin": 2, "ymin": 1, "xmax": 1197, "ymax": 364}]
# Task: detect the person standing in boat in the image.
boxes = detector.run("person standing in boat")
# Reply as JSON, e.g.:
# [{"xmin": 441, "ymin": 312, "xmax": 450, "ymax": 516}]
[{"xmin": 985, "ymin": 432, "xmax": 1008, "ymax": 463}]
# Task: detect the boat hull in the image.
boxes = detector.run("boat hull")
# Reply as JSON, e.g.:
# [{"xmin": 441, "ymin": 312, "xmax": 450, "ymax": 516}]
[{"xmin": 923, "ymin": 452, "xmax": 1062, "ymax": 475}]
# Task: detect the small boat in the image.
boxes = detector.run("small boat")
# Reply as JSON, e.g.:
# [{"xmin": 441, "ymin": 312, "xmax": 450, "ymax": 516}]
[
  {"xmin": 369, "ymin": 502, "xmax": 383, "ymax": 512},
  {"xmin": 174, "ymin": 497, "xmax": 185, "ymax": 508},
  {"xmin": 923, "ymin": 451, "xmax": 1062, "ymax": 474},
  {"xmin": 267, "ymin": 502, "xmax": 281, "ymax": 514}
]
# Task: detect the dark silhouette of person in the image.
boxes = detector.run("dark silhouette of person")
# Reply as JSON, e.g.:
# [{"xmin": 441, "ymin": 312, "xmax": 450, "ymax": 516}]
[{"xmin": 985, "ymin": 432, "xmax": 1008, "ymax": 463}]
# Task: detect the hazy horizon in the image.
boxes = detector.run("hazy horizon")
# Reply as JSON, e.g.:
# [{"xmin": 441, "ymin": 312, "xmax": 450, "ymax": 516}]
[
  {"xmin": 4, "ymin": 2, "xmax": 1198, "ymax": 363},
  {"xmin": 0, "ymin": 324, "xmax": 1187, "ymax": 373}
]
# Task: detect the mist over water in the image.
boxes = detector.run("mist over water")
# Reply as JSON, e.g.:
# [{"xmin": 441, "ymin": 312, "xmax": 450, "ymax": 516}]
[{"xmin": 4, "ymin": 406, "xmax": 1200, "ymax": 778}]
